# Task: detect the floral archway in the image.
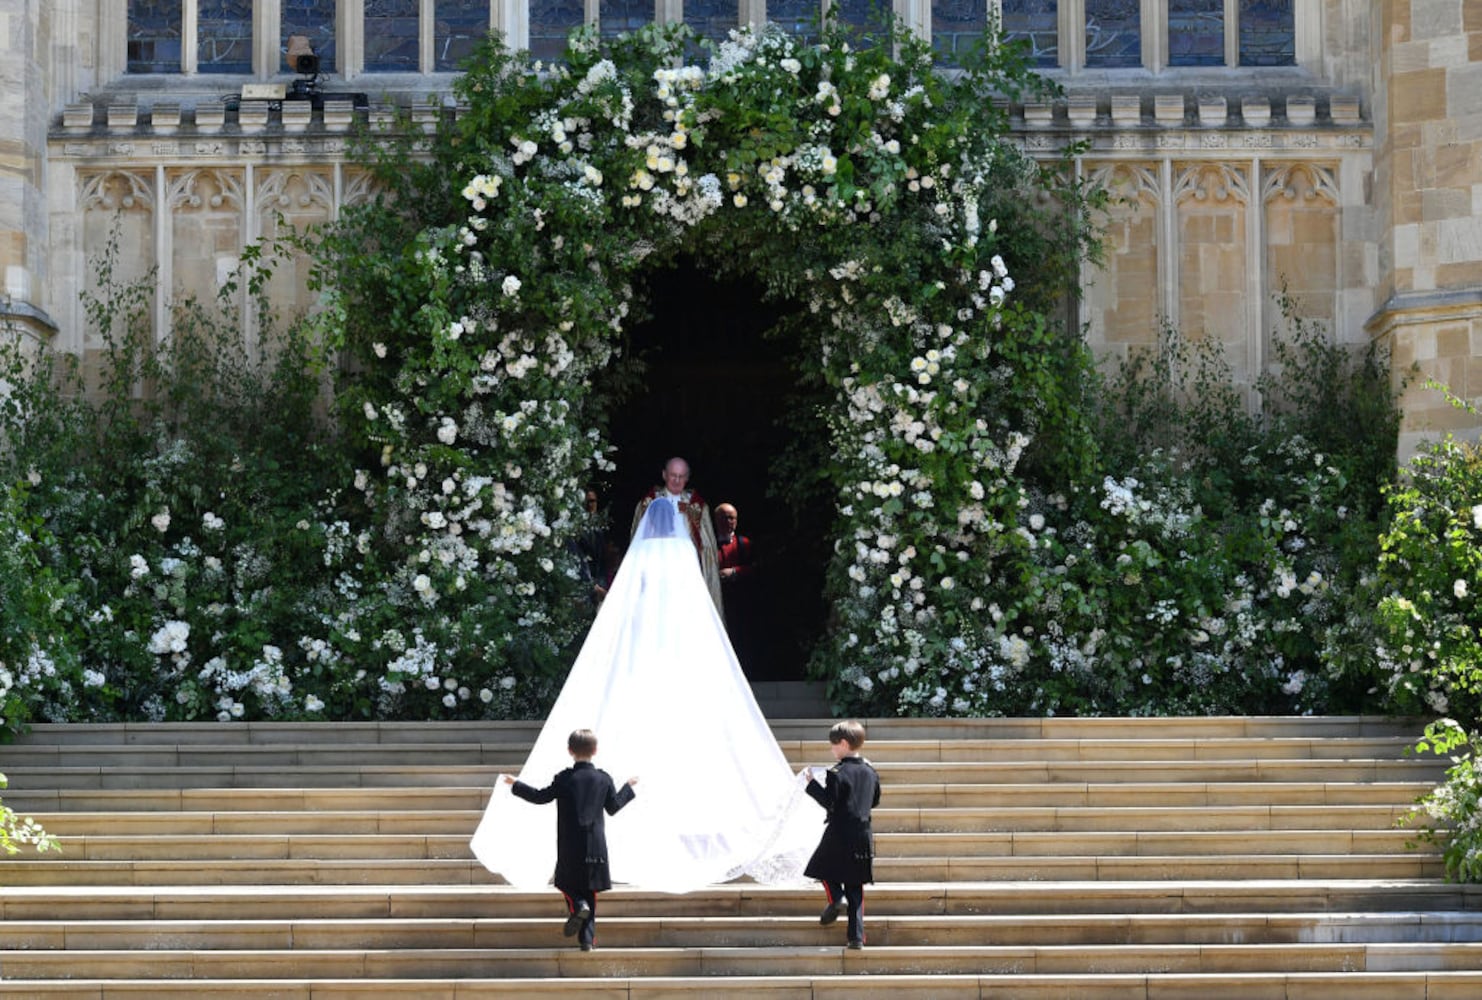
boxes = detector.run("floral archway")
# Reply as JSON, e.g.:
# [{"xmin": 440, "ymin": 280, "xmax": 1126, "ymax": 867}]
[{"xmin": 320, "ymin": 18, "xmax": 1093, "ymax": 719}]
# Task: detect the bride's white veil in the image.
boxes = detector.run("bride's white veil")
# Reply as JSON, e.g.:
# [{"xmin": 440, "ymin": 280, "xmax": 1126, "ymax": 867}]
[{"xmin": 470, "ymin": 500, "xmax": 818, "ymax": 893}]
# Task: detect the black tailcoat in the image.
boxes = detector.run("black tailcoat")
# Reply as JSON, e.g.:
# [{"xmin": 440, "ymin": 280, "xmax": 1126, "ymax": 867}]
[
  {"xmin": 803, "ymin": 754, "xmax": 880, "ymax": 885},
  {"xmin": 512, "ymin": 760, "xmax": 636, "ymax": 894}
]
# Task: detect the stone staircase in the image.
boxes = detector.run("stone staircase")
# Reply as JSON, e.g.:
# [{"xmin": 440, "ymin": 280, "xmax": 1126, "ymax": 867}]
[{"xmin": 1, "ymin": 714, "xmax": 1479, "ymax": 998}]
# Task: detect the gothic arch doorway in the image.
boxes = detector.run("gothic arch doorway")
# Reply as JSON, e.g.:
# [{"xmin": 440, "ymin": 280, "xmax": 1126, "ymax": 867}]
[{"xmin": 603, "ymin": 255, "xmax": 828, "ymax": 681}]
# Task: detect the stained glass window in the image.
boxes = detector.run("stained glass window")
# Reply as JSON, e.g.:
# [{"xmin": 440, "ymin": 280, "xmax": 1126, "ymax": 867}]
[
  {"xmin": 529, "ymin": 0, "xmax": 584, "ymax": 62},
  {"xmin": 198, "ymin": 0, "xmax": 252, "ymax": 73},
  {"xmin": 365, "ymin": 0, "xmax": 419, "ymax": 71},
  {"xmin": 931, "ymin": 0, "xmax": 983, "ymax": 66},
  {"xmin": 598, "ymin": 0, "xmax": 653, "ymax": 40},
  {"xmin": 684, "ymin": 0, "xmax": 739, "ymax": 47},
  {"xmin": 1000, "ymin": 0, "xmax": 1058, "ymax": 68},
  {"xmin": 1084, "ymin": 0, "xmax": 1139, "ymax": 67},
  {"xmin": 283, "ymin": 0, "xmax": 337, "ymax": 73},
  {"xmin": 1168, "ymin": 0, "xmax": 1222, "ymax": 66},
  {"xmin": 128, "ymin": 0, "xmax": 182, "ymax": 73},
  {"xmin": 1239, "ymin": 0, "xmax": 1294, "ymax": 66},
  {"xmin": 833, "ymin": 0, "xmax": 889, "ymax": 47},
  {"xmin": 772, "ymin": 0, "xmax": 820, "ymax": 42},
  {"xmin": 435, "ymin": 0, "xmax": 491, "ymax": 71}
]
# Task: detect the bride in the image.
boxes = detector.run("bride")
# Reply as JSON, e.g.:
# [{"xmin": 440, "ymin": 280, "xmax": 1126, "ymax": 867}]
[{"xmin": 470, "ymin": 497, "xmax": 820, "ymax": 893}]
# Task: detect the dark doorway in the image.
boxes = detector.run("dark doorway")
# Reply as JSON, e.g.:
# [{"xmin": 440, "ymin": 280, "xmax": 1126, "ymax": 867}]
[{"xmin": 602, "ymin": 257, "xmax": 828, "ymax": 681}]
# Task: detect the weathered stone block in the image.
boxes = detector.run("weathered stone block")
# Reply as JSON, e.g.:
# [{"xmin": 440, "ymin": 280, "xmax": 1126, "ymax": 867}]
[
  {"xmin": 1285, "ymin": 96, "xmax": 1317, "ymax": 126},
  {"xmin": 1110, "ymin": 94, "xmax": 1140, "ymax": 124},
  {"xmin": 1154, "ymin": 95, "xmax": 1185, "ymax": 124},
  {"xmin": 238, "ymin": 101, "xmax": 270, "ymax": 131},
  {"xmin": 322, "ymin": 100, "xmax": 355, "ymax": 130},
  {"xmin": 151, "ymin": 104, "xmax": 181, "ymax": 132},
  {"xmin": 107, "ymin": 103, "xmax": 137, "ymax": 128},
  {"xmin": 1438, "ymin": 322, "xmax": 1471, "ymax": 358},
  {"xmin": 1241, "ymin": 97, "xmax": 1271, "ymax": 126},
  {"xmin": 1330, "ymin": 96, "xmax": 1362, "ymax": 124},
  {"xmin": 1449, "ymin": 64, "xmax": 1482, "ymax": 117},
  {"xmin": 1391, "ymin": 68, "xmax": 1450, "ymax": 121},
  {"xmin": 1411, "ymin": 0, "xmax": 1463, "ymax": 40},
  {"xmin": 63, "ymin": 103, "xmax": 94, "ymax": 129},
  {"xmin": 281, "ymin": 101, "xmax": 312, "ymax": 131},
  {"xmin": 195, "ymin": 103, "xmax": 225, "ymax": 131},
  {"xmin": 1023, "ymin": 101, "xmax": 1053, "ymax": 126}
]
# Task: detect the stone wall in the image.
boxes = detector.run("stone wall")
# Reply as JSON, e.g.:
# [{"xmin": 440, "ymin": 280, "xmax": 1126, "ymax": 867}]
[
  {"xmin": 10, "ymin": 0, "xmax": 1482, "ymax": 464},
  {"xmin": 1368, "ymin": 0, "xmax": 1482, "ymax": 457}
]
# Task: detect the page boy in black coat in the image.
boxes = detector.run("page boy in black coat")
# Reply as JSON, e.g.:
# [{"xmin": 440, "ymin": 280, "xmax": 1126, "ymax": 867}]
[
  {"xmin": 803, "ymin": 719, "xmax": 881, "ymax": 948},
  {"xmin": 499, "ymin": 728, "xmax": 637, "ymax": 950}
]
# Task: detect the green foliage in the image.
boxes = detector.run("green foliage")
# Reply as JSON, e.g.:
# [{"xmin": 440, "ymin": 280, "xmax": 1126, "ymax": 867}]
[
  {"xmin": 0, "ymin": 773, "xmax": 59, "ymax": 856},
  {"xmin": 1374, "ymin": 388, "xmax": 1482, "ymax": 726},
  {"xmin": 311, "ymin": 18, "xmax": 1105, "ymax": 722},
  {"xmin": 0, "ymin": 19, "xmax": 1431, "ymax": 734},
  {"xmin": 0, "ymin": 479, "xmax": 78, "ymax": 734},
  {"xmin": 823, "ymin": 296, "xmax": 1405, "ymax": 718},
  {"xmin": 1404, "ymin": 719, "xmax": 1481, "ymax": 882}
]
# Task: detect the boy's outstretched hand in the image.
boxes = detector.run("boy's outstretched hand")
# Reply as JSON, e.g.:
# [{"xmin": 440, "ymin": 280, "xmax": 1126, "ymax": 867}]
[
  {"xmin": 499, "ymin": 774, "xmax": 515, "ymax": 785},
  {"xmin": 626, "ymin": 777, "xmax": 639, "ymax": 787}
]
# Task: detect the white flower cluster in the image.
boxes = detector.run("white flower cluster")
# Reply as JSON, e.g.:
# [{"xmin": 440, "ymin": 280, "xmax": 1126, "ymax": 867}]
[
  {"xmin": 1100, "ymin": 476, "xmax": 1196, "ymax": 536},
  {"xmin": 197, "ymin": 645, "xmax": 293, "ymax": 721},
  {"xmin": 147, "ymin": 620, "xmax": 190, "ymax": 656}
]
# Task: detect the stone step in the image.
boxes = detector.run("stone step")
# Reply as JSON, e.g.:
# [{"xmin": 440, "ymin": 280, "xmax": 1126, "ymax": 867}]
[
  {"xmin": 20, "ymin": 801, "xmax": 1417, "ymax": 837},
  {"xmin": 0, "ymin": 852, "xmax": 1445, "ymax": 887},
  {"xmin": 8, "ymin": 716, "xmax": 1427, "ymax": 746},
  {"xmin": 23, "ymin": 828, "xmax": 1427, "ymax": 863},
  {"xmin": 0, "ymin": 735, "xmax": 1432, "ymax": 767},
  {"xmin": 0, "ymin": 717, "xmax": 1460, "ymax": 998},
  {"xmin": 2, "ymin": 972, "xmax": 1482, "ymax": 1000},
  {"xmin": 0, "ymin": 780, "xmax": 1432, "ymax": 815},
  {"xmin": 0, "ymin": 758, "xmax": 1445, "ymax": 792},
  {"xmin": 7, "ymin": 881, "xmax": 1477, "ymax": 921},
  {"xmin": 4, "ymin": 941, "xmax": 1482, "ymax": 979},
  {"xmin": 7, "ymin": 911, "xmax": 1482, "ymax": 951}
]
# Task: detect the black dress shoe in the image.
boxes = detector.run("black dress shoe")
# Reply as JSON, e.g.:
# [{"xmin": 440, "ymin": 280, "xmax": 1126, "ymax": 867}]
[
  {"xmin": 819, "ymin": 902, "xmax": 843, "ymax": 926},
  {"xmin": 579, "ymin": 941, "xmax": 594, "ymax": 952},
  {"xmin": 847, "ymin": 939, "xmax": 864, "ymax": 950},
  {"xmin": 563, "ymin": 901, "xmax": 592, "ymax": 937}
]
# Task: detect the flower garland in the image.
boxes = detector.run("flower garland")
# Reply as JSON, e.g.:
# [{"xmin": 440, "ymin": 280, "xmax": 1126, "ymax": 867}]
[{"xmin": 323, "ymin": 19, "xmax": 1072, "ymax": 717}]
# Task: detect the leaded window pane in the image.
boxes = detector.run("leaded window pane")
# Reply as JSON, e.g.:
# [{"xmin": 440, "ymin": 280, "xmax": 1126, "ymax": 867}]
[
  {"xmin": 1085, "ymin": 0, "xmax": 1140, "ymax": 67},
  {"xmin": 598, "ymin": 0, "xmax": 654, "ymax": 39},
  {"xmin": 1239, "ymin": 0, "xmax": 1294, "ymax": 66},
  {"xmin": 530, "ymin": 0, "xmax": 584, "ymax": 61},
  {"xmin": 198, "ymin": 0, "xmax": 253, "ymax": 73},
  {"xmin": 931, "ymin": 0, "xmax": 984, "ymax": 66},
  {"xmin": 833, "ymin": 0, "xmax": 889, "ymax": 46},
  {"xmin": 1000, "ymin": 0, "xmax": 1057, "ymax": 67},
  {"xmin": 283, "ymin": 0, "xmax": 337, "ymax": 73},
  {"xmin": 436, "ymin": 0, "xmax": 491, "ymax": 70},
  {"xmin": 1169, "ymin": 0, "xmax": 1223, "ymax": 66},
  {"xmin": 128, "ymin": 0, "xmax": 182, "ymax": 73},
  {"xmin": 685, "ymin": 0, "xmax": 739, "ymax": 47},
  {"xmin": 365, "ymin": 0, "xmax": 420, "ymax": 72},
  {"xmin": 772, "ymin": 0, "xmax": 821, "ymax": 41}
]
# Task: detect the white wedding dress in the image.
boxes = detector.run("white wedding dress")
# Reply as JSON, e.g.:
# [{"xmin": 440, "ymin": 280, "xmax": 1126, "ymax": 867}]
[{"xmin": 470, "ymin": 499, "xmax": 820, "ymax": 893}]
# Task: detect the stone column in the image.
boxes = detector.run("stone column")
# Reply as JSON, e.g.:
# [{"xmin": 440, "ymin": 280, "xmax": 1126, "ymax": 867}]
[
  {"xmin": 0, "ymin": 0, "xmax": 57, "ymax": 349},
  {"xmin": 1367, "ymin": 0, "xmax": 1482, "ymax": 458}
]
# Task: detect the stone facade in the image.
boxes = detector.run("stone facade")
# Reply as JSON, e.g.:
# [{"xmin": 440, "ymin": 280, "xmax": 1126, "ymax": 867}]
[{"xmin": 4, "ymin": 1, "xmax": 1481, "ymax": 458}]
